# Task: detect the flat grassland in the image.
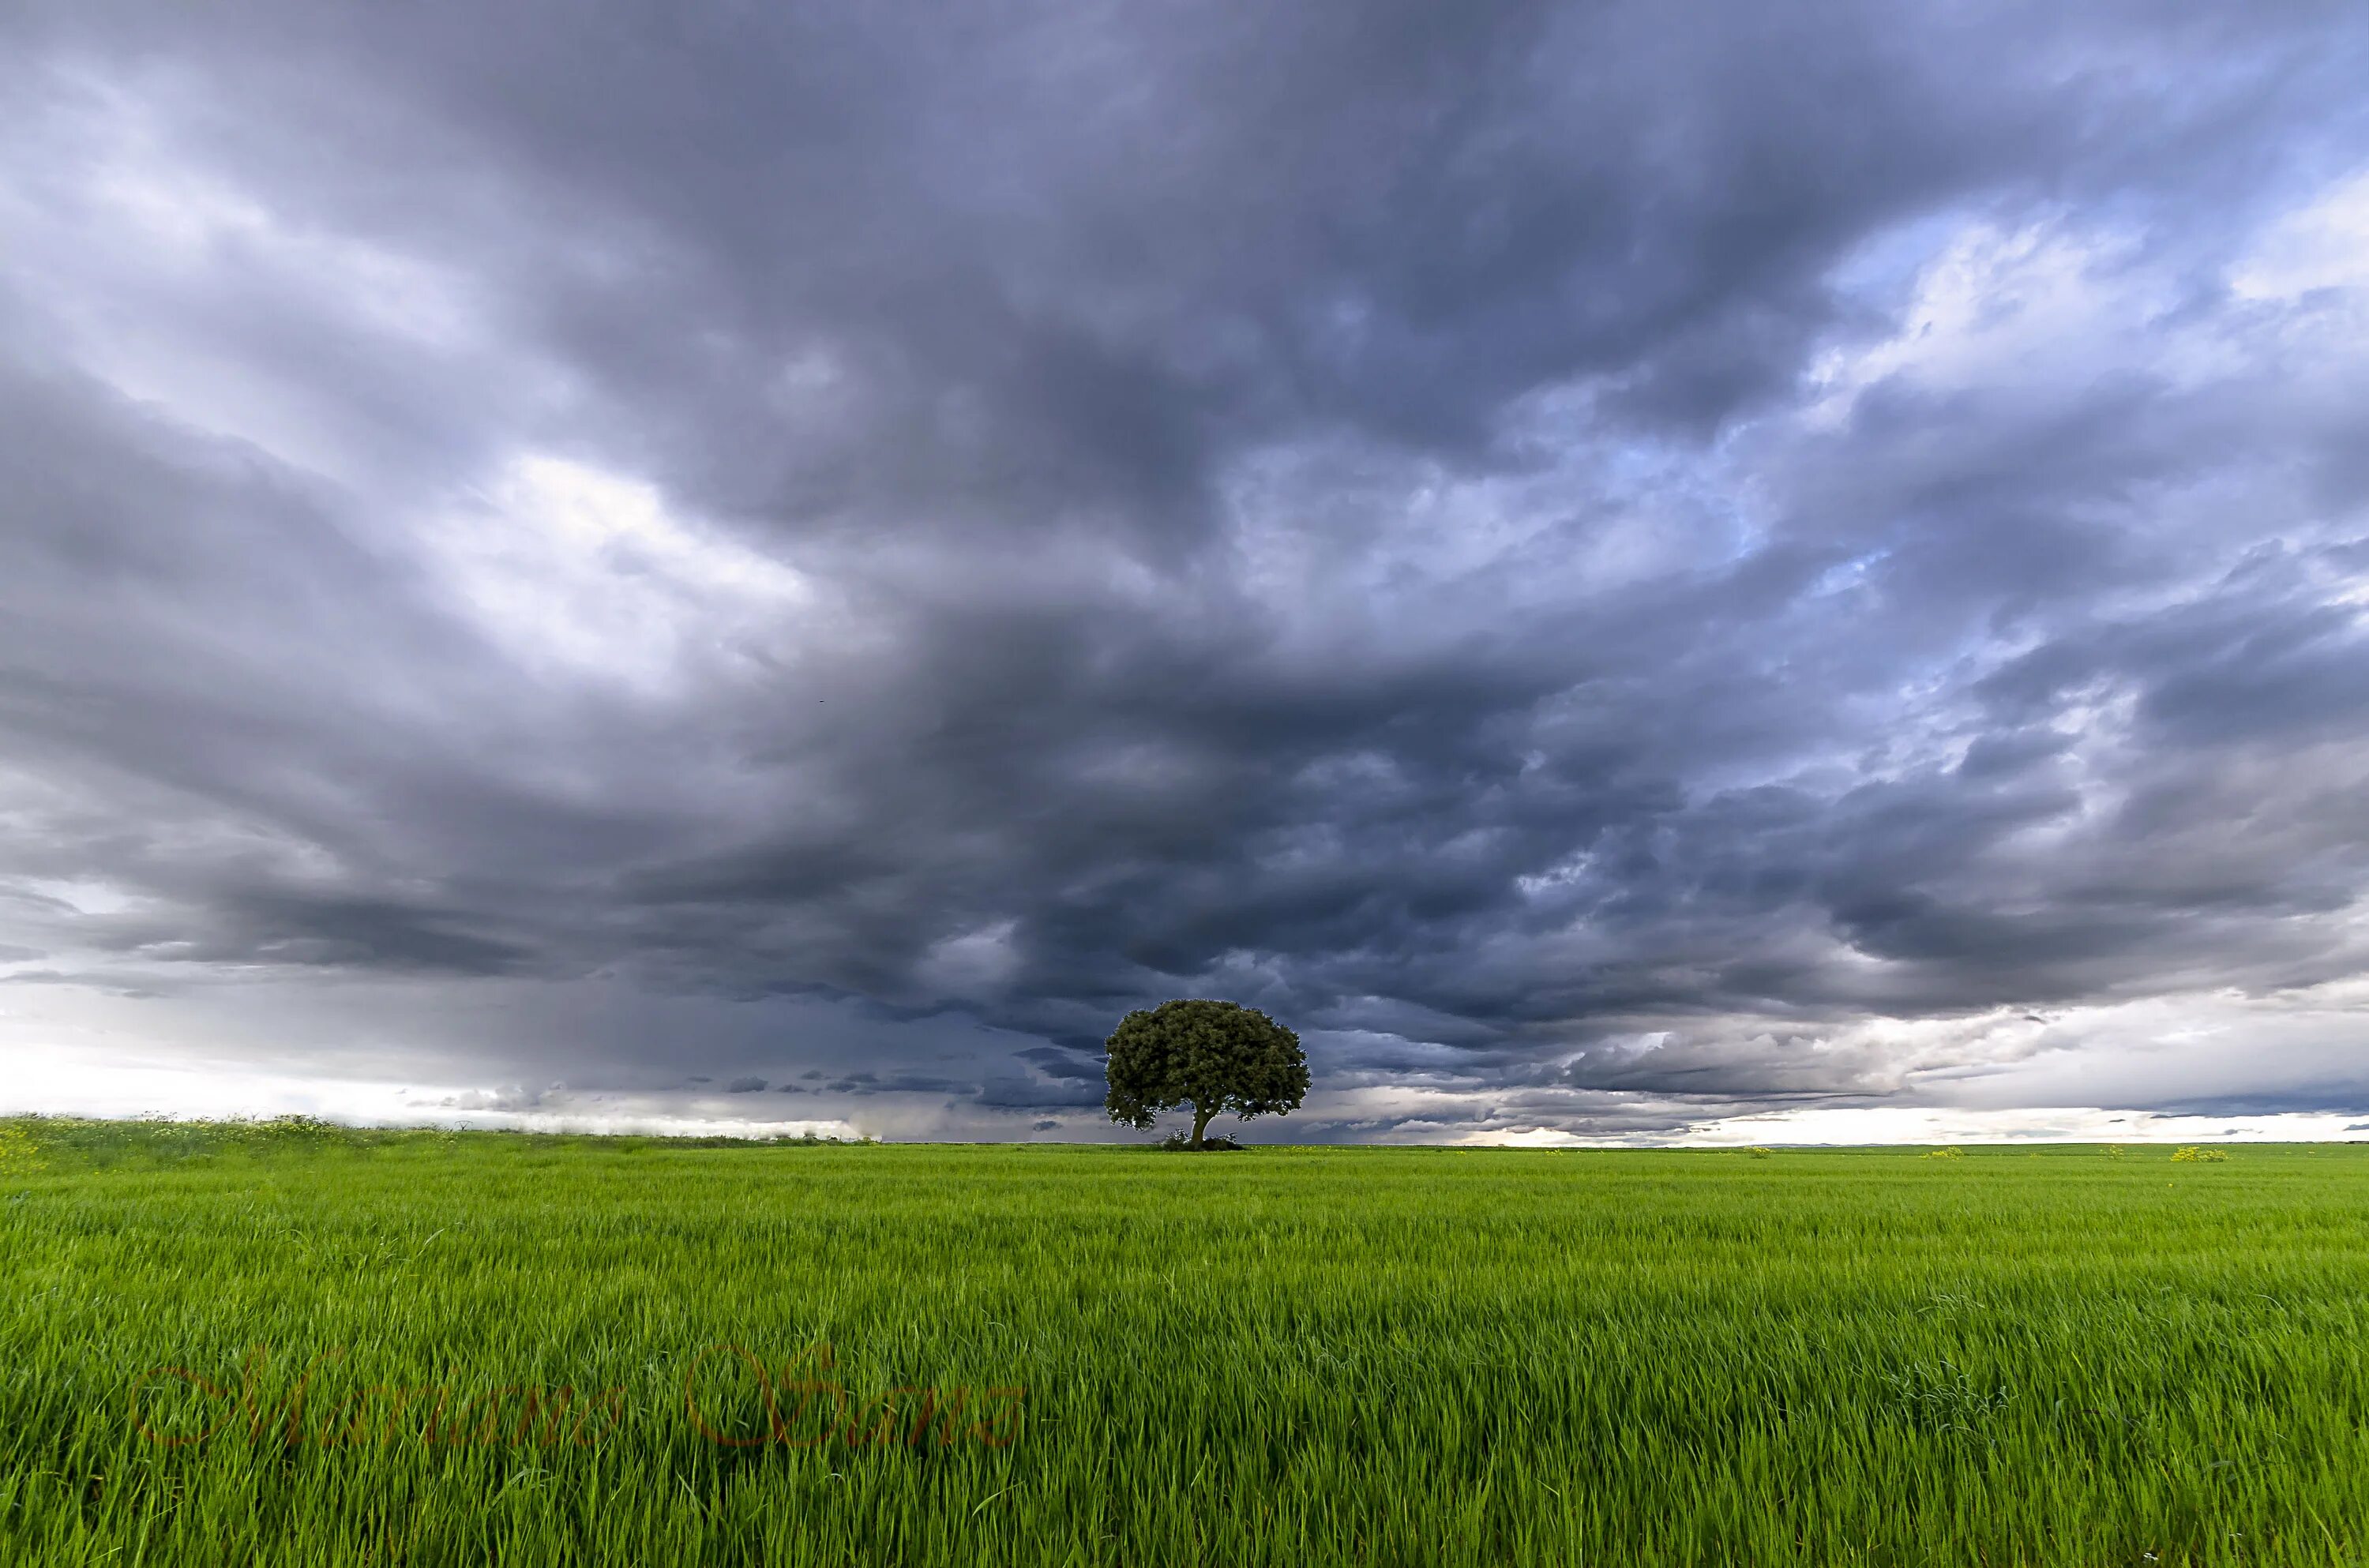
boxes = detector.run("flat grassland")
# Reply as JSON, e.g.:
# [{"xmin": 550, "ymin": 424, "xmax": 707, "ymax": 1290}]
[{"xmin": 5, "ymin": 1120, "xmax": 2369, "ymax": 1565}]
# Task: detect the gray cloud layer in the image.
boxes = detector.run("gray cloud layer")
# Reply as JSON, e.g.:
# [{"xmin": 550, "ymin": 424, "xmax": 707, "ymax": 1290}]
[{"xmin": 3, "ymin": 0, "xmax": 2368, "ymax": 1138}]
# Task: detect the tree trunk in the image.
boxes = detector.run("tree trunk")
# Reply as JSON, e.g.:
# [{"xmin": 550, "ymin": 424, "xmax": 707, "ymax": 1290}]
[{"xmin": 1190, "ymin": 1102, "xmax": 1215, "ymax": 1146}]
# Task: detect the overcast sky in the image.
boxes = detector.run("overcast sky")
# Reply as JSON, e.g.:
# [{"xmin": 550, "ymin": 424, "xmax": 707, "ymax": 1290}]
[{"xmin": 4, "ymin": 1, "xmax": 2368, "ymax": 1143}]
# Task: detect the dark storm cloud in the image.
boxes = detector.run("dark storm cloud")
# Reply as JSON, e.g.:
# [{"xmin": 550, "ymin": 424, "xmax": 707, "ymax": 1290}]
[
  {"xmin": 977, "ymin": 1076, "xmax": 1106, "ymax": 1111},
  {"xmin": 2153, "ymin": 1093, "xmax": 2369, "ymax": 1119},
  {"xmin": 4, "ymin": 0, "xmax": 2369, "ymax": 1135}
]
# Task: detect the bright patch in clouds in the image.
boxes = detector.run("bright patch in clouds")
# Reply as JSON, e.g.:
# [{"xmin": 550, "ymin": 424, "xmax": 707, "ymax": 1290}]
[
  {"xmin": 17, "ymin": 878, "xmax": 143, "ymax": 917},
  {"xmin": 2230, "ymin": 169, "xmax": 2369, "ymax": 300},
  {"xmin": 435, "ymin": 455, "xmax": 815, "ymax": 692},
  {"xmin": 1671, "ymin": 1106, "xmax": 2369, "ymax": 1147},
  {"xmin": 1804, "ymin": 217, "xmax": 2172, "ymax": 426},
  {"xmin": 0, "ymin": 1040, "xmax": 860, "ymax": 1140}
]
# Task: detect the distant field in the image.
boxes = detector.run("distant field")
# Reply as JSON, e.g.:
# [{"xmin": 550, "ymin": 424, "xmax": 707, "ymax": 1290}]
[{"xmin": 6, "ymin": 1120, "xmax": 2369, "ymax": 1565}]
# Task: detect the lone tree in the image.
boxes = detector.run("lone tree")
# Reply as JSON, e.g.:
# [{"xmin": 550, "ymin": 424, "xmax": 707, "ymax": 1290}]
[{"xmin": 1104, "ymin": 999, "xmax": 1308, "ymax": 1146}]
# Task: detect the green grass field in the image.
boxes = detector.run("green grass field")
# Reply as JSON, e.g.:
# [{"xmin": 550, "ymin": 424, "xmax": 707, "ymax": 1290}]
[{"xmin": 6, "ymin": 1119, "xmax": 2369, "ymax": 1565}]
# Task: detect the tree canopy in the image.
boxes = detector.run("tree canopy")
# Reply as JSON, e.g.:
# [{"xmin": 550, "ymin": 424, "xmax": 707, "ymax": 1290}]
[{"xmin": 1103, "ymin": 999, "xmax": 1308, "ymax": 1146}]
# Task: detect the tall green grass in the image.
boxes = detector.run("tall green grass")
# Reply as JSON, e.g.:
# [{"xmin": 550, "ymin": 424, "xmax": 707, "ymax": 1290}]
[{"xmin": 6, "ymin": 1117, "xmax": 2369, "ymax": 1564}]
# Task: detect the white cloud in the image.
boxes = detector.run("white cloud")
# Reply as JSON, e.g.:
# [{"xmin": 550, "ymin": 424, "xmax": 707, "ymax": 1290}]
[
  {"xmin": 1667, "ymin": 1105, "xmax": 2365, "ymax": 1146},
  {"xmin": 0, "ymin": 1037, "xmax": 862, "ymax": 1139},
  {"xmin": 1803, "ymin": 215, "xmax": 2178, "ymax": 427},
  {"xmin": 2230, "ymin": 168, "xmax": 2369, "ymax": 300},
  {"xmin": 430, "ymin": 454, "xmax": 818, "ymax": 694}
]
